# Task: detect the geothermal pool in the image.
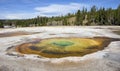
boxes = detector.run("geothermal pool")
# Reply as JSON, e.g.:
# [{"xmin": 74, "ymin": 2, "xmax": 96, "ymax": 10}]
[
  {"xmin": 15, "ymin": 37, "xmax": 118, "ymax": 58},
  {"xmin": 1, "ymin": 26, "xmax": 120, "ymax": 71}
]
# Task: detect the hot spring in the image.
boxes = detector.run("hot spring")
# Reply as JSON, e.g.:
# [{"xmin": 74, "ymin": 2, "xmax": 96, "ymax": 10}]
[{"xmin": 15, "ymin": 37, "xmax": 117, "ymax": 58}]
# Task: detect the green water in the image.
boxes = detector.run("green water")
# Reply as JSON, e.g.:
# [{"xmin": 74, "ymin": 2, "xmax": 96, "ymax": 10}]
[{"xmin": 51, "ymin": 41, "xmax": 74, "ymax": 47}]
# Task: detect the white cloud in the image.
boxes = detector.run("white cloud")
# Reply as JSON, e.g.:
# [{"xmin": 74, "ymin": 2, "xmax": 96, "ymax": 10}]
[
  {"xmin": 35, "ymin": 3, "xmax": 89, "ymax": 15},
  {"xmin": 4, "ymin": 13, "xmax": 36, "ymax": 19},
  {"xmin": 0, "ymin": 3, "xmax": 89, "ymax": 19},
  {"xmin": 5, "ymin": 14, "xmax": 24, "ymax": 19},
  {"xmin": 2, "ymin": 13, "xmax": 46, "ymax": 19}
]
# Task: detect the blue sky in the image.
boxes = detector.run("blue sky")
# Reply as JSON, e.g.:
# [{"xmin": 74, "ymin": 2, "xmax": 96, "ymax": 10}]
[{"xmin": 0, "ymin": 0, "xmax": 120, "ymax": 19}]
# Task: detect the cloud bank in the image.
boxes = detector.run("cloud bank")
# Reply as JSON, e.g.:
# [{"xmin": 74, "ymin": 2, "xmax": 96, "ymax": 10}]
[
  {"xmin": 35, "ymin": 3, "xmax": 88, "ymax": 16},
  {"xmin": 1, "ymin": 3, "xmax": 89, "ymax": 19}
]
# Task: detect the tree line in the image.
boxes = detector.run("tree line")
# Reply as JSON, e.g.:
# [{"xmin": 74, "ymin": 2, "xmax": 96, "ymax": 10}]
[{"xmin": 0, "ymin": 5, "xmax": 120, "ymax": 28}]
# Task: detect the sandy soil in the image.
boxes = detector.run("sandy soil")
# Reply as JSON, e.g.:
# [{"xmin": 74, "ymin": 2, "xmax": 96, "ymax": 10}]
[{"xmin": 0, "ymin": 26, "xmax": 120, "ymax": 71}]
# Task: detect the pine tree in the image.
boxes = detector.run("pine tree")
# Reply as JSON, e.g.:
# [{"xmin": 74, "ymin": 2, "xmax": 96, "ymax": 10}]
[
  {"xmin": 90, "ymin": 6, "xmax": 97, "ymax": 25},
  {"xmin": 63, "ymin": 18, "xmax": 67, "ymax": 26},
  {"xmin": 75, "ymin": 10, "xmax": 82, "ymax": 25},
  {"xmin": 0, "ymin": 22, "xmax": 3, "ymax": 28},
  {"xmin": 116, "ymin": 5, "xmax": 120, "ymax": 25}
]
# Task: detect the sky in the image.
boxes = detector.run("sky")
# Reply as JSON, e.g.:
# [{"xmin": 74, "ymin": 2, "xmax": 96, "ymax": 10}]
[{"xmin": 0, "ymin": 0, "xmax": 120, "ymax": 19}]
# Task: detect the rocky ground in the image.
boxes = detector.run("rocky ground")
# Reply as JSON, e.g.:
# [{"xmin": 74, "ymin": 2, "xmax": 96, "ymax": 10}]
[{"xmin": 0, "ymin": 26, "xmax": 120, "ymax": 71}]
